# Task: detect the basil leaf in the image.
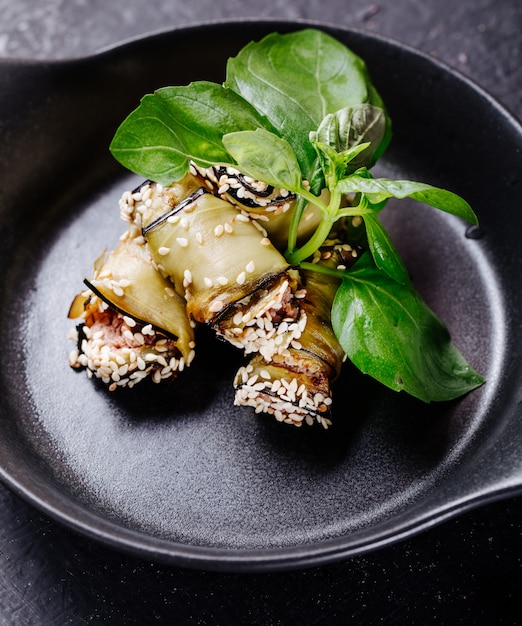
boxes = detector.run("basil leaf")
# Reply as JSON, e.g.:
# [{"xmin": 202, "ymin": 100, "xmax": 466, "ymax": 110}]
[
  {"xmin": 109, "ymin": 94, "xmax": 190, "ymax": 184},
  {"xmin": 337, "ymin": 174, "xmax": 479, "ymax": 224},
  {"xmin": 312, "ymin": 140, "xmax": 371, "ymax": 189},
  {"xmin": 311, "ymin": 104, "xmax": 387, "ymax": 171},
  {"xmin": 362, "ymin": 212, "xmax": 410, "ymax": 284},
  {"xmin": 225, "ymin": 29, "xmax": 387, "ymax": 192},
  {"xmin": 223, "ymin": 128, "xmax": 303, "ymax": 193},
  {"xmin": 110, "ymin": 81, "xmax": 271, "ymax": 185},
  {"xmin": 332, "ymin": 254, "xmax": 484, "ymax": 402}
]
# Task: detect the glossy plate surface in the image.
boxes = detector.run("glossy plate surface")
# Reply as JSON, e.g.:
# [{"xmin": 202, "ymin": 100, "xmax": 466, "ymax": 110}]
[{"xmin": 0, "ymin": 20, "xmax": 521, "ymax": 572}]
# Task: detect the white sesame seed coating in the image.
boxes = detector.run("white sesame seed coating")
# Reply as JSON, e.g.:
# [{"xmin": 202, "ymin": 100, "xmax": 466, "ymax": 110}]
[
  {"xmin": 233, "ymin": 356, "xmax": 334, "ymax": 429},
  {"xmin": 68, "ymin": 295, "xmax": 192, "ymax": 390}
]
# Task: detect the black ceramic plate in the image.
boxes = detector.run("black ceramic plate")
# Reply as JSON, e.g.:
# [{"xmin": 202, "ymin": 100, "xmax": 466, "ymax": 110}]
[{"xmin": 0, "ymin": 20, "xmax": 521, "ymax": 573}]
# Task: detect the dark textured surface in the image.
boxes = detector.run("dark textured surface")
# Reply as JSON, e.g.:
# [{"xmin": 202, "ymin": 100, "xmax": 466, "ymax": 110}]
[{"xmin": 0, "ymin": 1, "xmax": 521, "ymax": 624}]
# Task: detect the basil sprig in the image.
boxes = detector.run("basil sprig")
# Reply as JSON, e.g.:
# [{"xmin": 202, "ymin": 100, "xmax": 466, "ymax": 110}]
[{"xmin": 109, "ymin": 28, "xmax": 484, "ymax": 402}]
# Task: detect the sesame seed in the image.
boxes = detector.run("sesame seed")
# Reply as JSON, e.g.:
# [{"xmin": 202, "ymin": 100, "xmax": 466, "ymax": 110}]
[
  {"xmin": 156, "ymin": 355, "xmax": 168, "ymax": 368},
  {"xmin": 176, "ymin": 237, "xmax": 188, "ymax": 247},
  {"xmin": 209, "ymin": 299, "xmax": 224, "ymax": 313},
  {"xmin": 246, "ymin": 261, "xmax": 255, "ymax": 273},
  {"xmin": 123, "ymin": 315, "xmax": 136, "ymax": 327},
  {"xmin": 158, "ymin": 246, "xmax": 171, "ymax": 256}
]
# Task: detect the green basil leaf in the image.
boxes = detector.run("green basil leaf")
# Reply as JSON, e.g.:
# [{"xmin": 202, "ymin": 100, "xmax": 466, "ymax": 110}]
[
  {"xmin": 312, "ymin": 140, "xmax": 371, "ymax": 189},
  {"xmin": 332, "ymin": 254, "xmax": 484, "ymax": 402},
  {"xmin": 109, "ymin": 93, "xmax": 190, "ymax": 184},
  {"xmin": 337, "ymin": 174, "xmax": 479, "ymax": 224},
  {"xmin": 362, "ymin": 212, "xmax": 410, "ymax": 284},
  {"xmin": 222, "ymin": 128, "xmax": 303, "ymax": 193},
  {"xmin": 225, "ymin": 29, "xmax": 387, "ymax": 192},
  {"xmin": 110, "ymin": 81, "xmax": 271, "ymax": 185},
  {"xmin": 311, "ymin": 104, "xmax": 387, "ymax": 171}
]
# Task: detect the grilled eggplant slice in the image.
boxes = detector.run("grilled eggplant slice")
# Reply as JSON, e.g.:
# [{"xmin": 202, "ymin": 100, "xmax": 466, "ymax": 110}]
[
  {"xmin": 124, "ymin": 174, "xmax": 307, "ymax": 361},
  {"xmin": 191, "ymin": 162, "xmax": 323, "ymax": 251},
  {"xmin": 234, "ymin": 240, "xmax": 359, "ymax": 427},
  {"xmin": 68, "ymin": 229, "xmax": 196, "ymax": 389}
]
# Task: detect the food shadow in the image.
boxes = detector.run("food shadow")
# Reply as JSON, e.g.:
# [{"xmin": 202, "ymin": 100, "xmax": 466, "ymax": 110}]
[
  {"xmin": 257, "ymin": 357, "xmax": 462, "ymax": 480},
  {"xmin": 96, "ymin": 325, "xmax": 244, "ymax": 425}
]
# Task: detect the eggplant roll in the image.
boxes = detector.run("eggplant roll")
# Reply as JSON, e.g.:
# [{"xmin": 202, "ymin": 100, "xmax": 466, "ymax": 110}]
[
  {"xmin": 191, "ymin": 163, "xmax": 323, "ymax": 251},
  {"xmin": 68, "ymin": 229, "xmax": 196, "ymax": 390},
  {"xmin": 121, "ymin": 174, "xmax": 307, "ymax": 361},
  {"xmin": 234, "ymin": 240, "xmax": 360, "ymax": 428}
]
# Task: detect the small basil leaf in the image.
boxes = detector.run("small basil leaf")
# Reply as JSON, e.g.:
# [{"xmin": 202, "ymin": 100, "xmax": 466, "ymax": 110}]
[
  {"xmin": 362, "ymin": 212, "xmax": 410, "ymax": 284},
  {"xmin": 110, "ymin": 81, "xmax": 271, "ymax": 185},
  {"xmin": 337, "ymin": 175, "xmax": 479, "ymax": 224},
  {"xmin": 222, "ymin": 129, "xmax": 304, "ymax": 193},
  {"xmin": 311, "ymin": 104, "xmax": 387, "ymax": 171},
  {"xmin": 312, "ymin": 140, "xmax": 371, "ymax": 188},
  {"xmin": 332, "ymin": 254, "xmax": 484, "ymax": 402}
]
